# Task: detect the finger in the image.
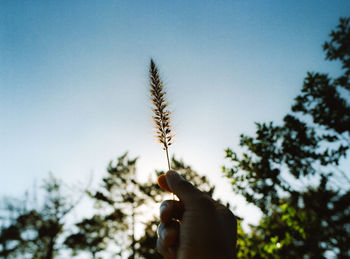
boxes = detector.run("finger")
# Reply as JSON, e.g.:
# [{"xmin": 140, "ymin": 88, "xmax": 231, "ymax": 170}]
[
  {"xmin": 157, "ymin": 221, "xmax": 180, "ymax": 247},
  {"xmin": 160, "ymin": 200, "xmax": 184, "ymax": 223},
  {"xmin": 164, "ymin": 170, "xmax": 202, "ymax": 205},
  {"xmin": 157, "ymin": 221, "xmax": 179, "ymax": 259},
  {"xmin": 156, "ymin": 238, "xmax": 177, "ymax": 259},
  {"xmin": 158, "ymin": 174, "xmax": 172, "ymax": 193}
]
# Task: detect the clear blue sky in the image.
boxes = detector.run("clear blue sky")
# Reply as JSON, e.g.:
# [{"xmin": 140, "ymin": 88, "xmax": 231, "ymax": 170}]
[{"xmin": 1, "ymin": 0, "xmax": 349, "ymax": 223}]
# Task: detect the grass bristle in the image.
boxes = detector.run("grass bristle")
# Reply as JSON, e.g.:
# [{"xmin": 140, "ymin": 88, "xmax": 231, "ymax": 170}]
[{"xmin": 149, "ymin": 59, "xmax": 173, "ymax": 170}]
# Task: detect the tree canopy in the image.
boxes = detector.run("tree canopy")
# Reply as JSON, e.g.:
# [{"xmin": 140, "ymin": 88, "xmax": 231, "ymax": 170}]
[{"xmin": 223, "ymin": 17, "xmax": 350, "ymax": 258}]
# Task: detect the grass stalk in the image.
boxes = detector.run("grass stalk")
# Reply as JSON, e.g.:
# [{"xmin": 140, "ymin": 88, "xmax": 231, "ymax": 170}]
[{"xmin": 149, "ymin": 59, "xmax": 174, "ymax": 171}]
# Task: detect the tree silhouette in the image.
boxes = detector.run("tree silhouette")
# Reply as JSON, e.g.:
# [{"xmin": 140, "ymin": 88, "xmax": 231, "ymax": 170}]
[
  {"xmin": 0, "ymin": 155, "xmax": 218, "ymax": 259},
  {"xmin": 224, "ymin": 17, "xmax": 350, "ymax": 258},
  {"xmin": 0, "ymin": 175, "xmax": 77, "ymax": 259},
  {"xmin": 64, "ymin": 153, "xmax": 218, "ymax": 258},
  {"xmin": 65, "ymin": 153, "xmax": 138, "ymax": 258}
]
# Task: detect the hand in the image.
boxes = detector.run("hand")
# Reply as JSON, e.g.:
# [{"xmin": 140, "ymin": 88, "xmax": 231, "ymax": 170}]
[{"xmin": 157, "ymin": 170, "xmax": 237, "ymax": 259}]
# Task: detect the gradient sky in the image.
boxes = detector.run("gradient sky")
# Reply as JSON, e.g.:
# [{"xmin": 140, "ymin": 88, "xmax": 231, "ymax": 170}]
[{"xmin": 1, "ymin": 0, "xmax": 349, "ymax": 224}]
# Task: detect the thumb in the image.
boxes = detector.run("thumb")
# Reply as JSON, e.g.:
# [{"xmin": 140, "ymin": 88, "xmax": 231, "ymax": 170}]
[{"xmin": 159, "ymin": 170, "xmax": 202, "ymax": 204}]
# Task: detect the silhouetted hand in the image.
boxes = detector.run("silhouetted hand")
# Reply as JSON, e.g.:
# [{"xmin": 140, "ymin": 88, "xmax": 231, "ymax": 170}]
[{"xmin": 157, "ymin": 170, "xmax": 237, "ymax": 259}]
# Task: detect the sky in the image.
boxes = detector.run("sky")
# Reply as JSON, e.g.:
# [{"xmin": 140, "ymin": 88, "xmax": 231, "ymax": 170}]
[{"xmin": 1, "ymin": 0, "xmax": 350, "ymax": 225}]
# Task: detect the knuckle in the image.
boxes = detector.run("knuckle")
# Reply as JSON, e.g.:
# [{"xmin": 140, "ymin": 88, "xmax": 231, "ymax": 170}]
[
  {"xmin": 160, "ymin": 200, "xmax": 168, "ymax": 208},
  {"xmin": 161, "ymin": 199, "xmax": 175, "ymax": 206},
  {"xmin": 160, "ymin": 200, "xmax": 182, "ymax": 223},
  {"xmin": 160, "ymin": 201, "xmax": 169, "ymax": 214}
]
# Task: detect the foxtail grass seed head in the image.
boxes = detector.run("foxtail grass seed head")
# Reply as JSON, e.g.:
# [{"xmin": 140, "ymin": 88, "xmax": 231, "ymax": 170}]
[{"xmin": 149, "ymin": 59, "xmax": 173, "ymax": 170}]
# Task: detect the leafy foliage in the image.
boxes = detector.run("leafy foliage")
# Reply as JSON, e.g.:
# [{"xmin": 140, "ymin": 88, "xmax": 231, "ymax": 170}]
[
  {"xmin": 223, "ymin": 17, "xmax": 350, "ymax": 258},
  {"xmin": 64, "ymin": 153, "xmax": 217, "ymax": 258},
  {"xmin": 64, "ymin": 153, "xmax": 138, "ymax": 258},
  {"xmin": 0, "ymin": 175, "xmax": 76, "ymax": 259},
  {"xmin": 0, "ymin": 155, "xmax": 217, "ymax": 259}
]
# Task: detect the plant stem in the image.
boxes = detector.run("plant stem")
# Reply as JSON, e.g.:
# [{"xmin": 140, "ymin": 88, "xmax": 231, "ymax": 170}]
[
  {"xmin": 165, "ymin": 146, "xmax": 175, "ymax": 199},
  {"xmin": 165, "ymin": 146, "xmax": 171, "ymax": 170}
]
